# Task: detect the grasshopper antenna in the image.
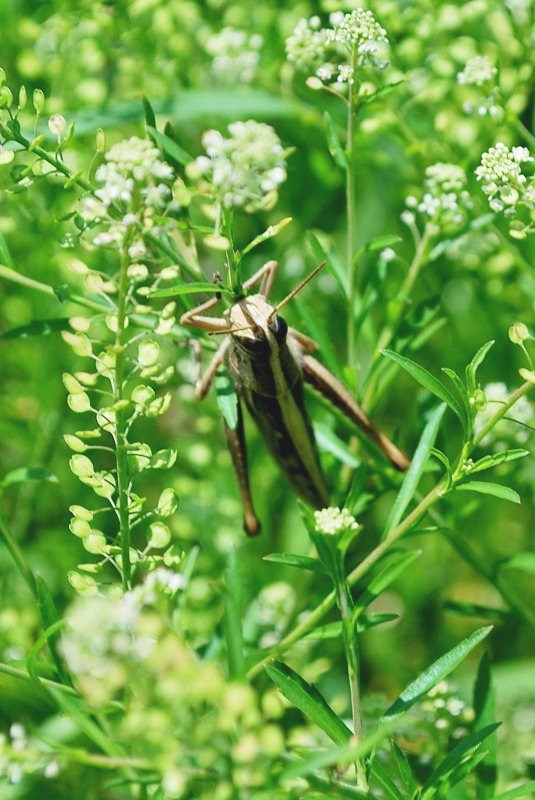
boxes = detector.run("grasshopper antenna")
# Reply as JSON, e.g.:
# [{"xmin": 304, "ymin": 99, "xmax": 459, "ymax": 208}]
[{"xmin": 267, "ymin": 262, "xmax": 326, "ymax": 323}]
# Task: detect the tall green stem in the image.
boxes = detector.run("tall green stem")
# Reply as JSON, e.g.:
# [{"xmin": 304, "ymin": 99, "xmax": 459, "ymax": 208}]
[
  {"xmin": 346, "ymin": 79, "xmax": 358, "ymax": 366},
  {"xmin": 114, "ymin": 247, "xmax": 132, "ymax": 589}
]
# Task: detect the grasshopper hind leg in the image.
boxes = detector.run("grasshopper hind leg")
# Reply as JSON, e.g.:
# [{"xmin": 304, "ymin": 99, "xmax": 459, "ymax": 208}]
[{"xmin": 224, "ymin": 400, "xmax": 261, "ymax": 537}]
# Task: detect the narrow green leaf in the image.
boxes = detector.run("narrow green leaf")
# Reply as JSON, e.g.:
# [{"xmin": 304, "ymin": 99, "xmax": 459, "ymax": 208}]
[
  {"xmin": 359, "ymin": 79, "xmax": 405, "ymax": 105},
  {"xmin": 307, "ymin": 231, "xmax": 348, "ymax": 298},
  {"xmin": 442, "ymin": 367, "xmax": 472, "ymax": 424},
  {"xmin": 324, "ymin": 111, "xmax": 348, "ymax": 170},
  {"xmin": 370, "ymin": 758, "xmax": 405, "ymax": 800},
  {"xmin": 467, "ymin": 449, "xmax": 529, "ymax": 475},
  {"xmin": 421, "ymin": 723, "xmax": 500, "ymax": 800},
  {"xmin": 266, "ymin": 660, "xmax": 351, "ymax": 746},
  {"xmin": 263, "ymin": 552, "xmax": 328, "ymax": 574},
  {"xmin": 295, "ymin": 294, "xmax": 344, "ymax": 378},
  {"xmin": 149, "ymin": 281, "xmax": 225, "ymax": 298},
  {"xmin": 36, "ymin": 575, "xmax": 72, "ymax": 687},
  {"xmin": 314, "ymin": 423, "xmax": 361, "ymax": 468},
  {"xmin": 147, "ymin": 124, "xmax": 193, "ymax": 165},
  {"xmin": 427, "ymin": 749, "xmax": 490, "ymax": 800},
  {"xmin": 353, "ymin": 550, "xmax": 421, "ymax": 620},
  {"xmin": 215, "ymin": 369, "xmax": 238, "ymax": 430},
  {"xmin": 242, "ymin": 217, "xmax": 292, "ymax": 255},
  {"xmin": 473, "ymin": 654, "xmax": 497, "ymax": 799},
  {"xmin": 141, "ymin": 94, "xmax": 156, "ymax": 128},
  {"xmin": 383, "ymin": 404, "xmax": 446, "ymax": 537},
  {"xmin": 382, "ymin": 350, "xmax": 466, "ymax": 430},
  {"xmin": 443, "ymin": 600, "xmax": 511, "ymax": 621},
  {"xmin": 466, "ymin": 340, "xmax": 495, "ymax": 395},
  {"xmin": 498, "ymin": 552, "xmax": 535, "ymax": 575},
  {"xmin": 1, "ymin": 467, "xmax": 58, "ymax": 490},
  {"xmin": 491, "ymin": 781, "xmax": 535, "ymax": 800},
  {"xmin": 356, "ymin": 234, "xmax": 402, "ymax": 257},
  {"xmin": 392, "ymin": 740, "xmax": 416, "ymax": 796},
  {"xmin": 381, "ymin": 626, "xmax": 493, "ymax": 725},
  {"xmin": 454, "ymin": 481, "xmax": 520, "ymax": 504},
  {"xmin": 0, "ymin": 231, "xmax": 14, "ymax": 268},
  {"xmin": 1, "ymin": 317, "xmax": 71, "ymax": 339},
  {"xmin": 304, "ymin": 614, "xmax": 398, "ymax": 640},
  {"xmin": 224, "ymin": 550, "xmax": 244, "ymax": 679}
]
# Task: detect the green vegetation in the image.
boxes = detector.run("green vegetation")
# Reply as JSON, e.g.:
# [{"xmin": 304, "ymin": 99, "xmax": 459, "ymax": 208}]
[{"xmin": 0, "ymin": 1, "xmax": 534, "ymax": 798}]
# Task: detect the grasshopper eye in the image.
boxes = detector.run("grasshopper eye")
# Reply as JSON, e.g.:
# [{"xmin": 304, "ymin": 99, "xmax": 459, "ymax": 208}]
[{"xmin": 272, "ymin": 315, "xmax": 288, "ymax": 343}]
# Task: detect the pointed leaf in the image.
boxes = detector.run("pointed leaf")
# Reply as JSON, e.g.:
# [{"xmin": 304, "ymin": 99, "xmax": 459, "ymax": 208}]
[
  {"xmin": 266, "ymin": 660, "xmax": 351, "ymax": 746},
  {"xmin": 491, "ymin": 782, "xmax": 535, "ymax": 800},
  {"xmin": 36, "ymin": 576, "xmax": 72, "ymax": 686},
  {"xmin": 360, "ymin": 79, "xmax": 405, "ymax": 105},
  {"xmin": 1, "ymin": 318, "xmax": 71, "ymax": 339},
  {"xmin": 353, "ymin": 550, "xmax": 421, "ymax": 620},
  {"xmin": 443, "ymin": 600, "xmax": 511, "ymax": 622},
  {"xmin": 356, "ymin": 234, "xmax": 402, "ymax": 257},
  {"xmin": 383, "ymin": 404, "xmax": 446, "ymax": 537},
  {"xmin": 381, "ymin": 626, "xmax": 493, "ymax": 725},
  {"xmin": 466, "ymin": 340, "xmax": 495, "ymax": 395},
  {"xmin": 147, "ymin": 124, "xmax": 192, "ymax": 165},
  {"xmin": 314, "ymin": 423, "xmax": 361, "ymax": 468},
  {"xmin": 454, "ymin": 481, "xmax": 520, "ymax": 504},
  {"xmin": 392, "ymin": 740, "xmax": 416, "ymax": 796},
  {"xmin": 263, "ymin": 552, "xmax": 328, "ymax": 574},
  {"xmin": 307, "ymin": 231, "xmax": 348, "ymax": 298},
  {"xmin": 370, "ymin": 758, "xmax": 405, "ymax": 800},
  {"xmin": 1, "ymin": 467, "xmax": 58, "ymax": 490},
  {"xmin": 442, "ymin": 367, "xmax": 472, "ymax": 424},
  {"xmin": 498, "ymin": 552, "xmax": 535, "ymax": 575},
  {"xmin": 141, "ymin": 95, "xmax": 156, "ymax": 128},
  {"xmin": 242, "ymin": 217, "xmax": 292, "ymax": 255},
  {"xmin": 149, "ymin": 281, "xmax": 225, "ymax": 298},
  {"xmin": 382, "ymin": 350, "xmax": 466, "ymax": 430},
  {"xmin": 467, "ymin": 449, "xmax": 529, "ymax": 475},
  {"xmin": 324, "ymin": 111, "xmax": 348, "ymax": 170},
  {"xmin": 421, "ymin": 723, "xmax": 500, "ymax": 800},
  {"xmin": 473, "ymin": 654, "xmax": 497, "ymax": 799}
]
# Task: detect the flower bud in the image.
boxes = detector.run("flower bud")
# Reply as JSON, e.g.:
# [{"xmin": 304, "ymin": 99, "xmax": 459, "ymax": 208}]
[{"xmin": 32, "ymin": 88, "xmax": 45, "ymax": 114}]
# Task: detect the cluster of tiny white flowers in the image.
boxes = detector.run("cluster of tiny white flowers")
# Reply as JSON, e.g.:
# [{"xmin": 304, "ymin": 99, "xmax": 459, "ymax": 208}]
[
  {"xmin": 475, "ymin": 382, "xmax": 532, "ymax": 446},
  {"xmin": 405, "ymin": 163, "xmax": 472, "ymax": 233},
  {"xmin": 314, "ymin": 506, "xmax": 358, "ymax": 535},
  {"xmin": 457, "ymin": 56, "xmax": 500, "ymax": 117},
  {"xmin": 457, "ymin": 56, "xmax": 496, "ymax": 87},
  {"xmin": 81, "ymin": 136, "xmax": 178, "ymax": 251},
  {"xmin": 188, "ymin": 121, "xmax": 287, "ymax": 211},
  {"xmin": 205, "ymin": 27, "xmax": 263, "ymax": 84},
  {"xmin": 286, "ymin": 10, "xmax": 389, "ymax": 86},
  {"xmin": 0, "ymin": 724, "xmax": 60, "ymax": 784},
  {"xmin": 475, "ymin": 142, "xmax": 535, "ymax": 217}
]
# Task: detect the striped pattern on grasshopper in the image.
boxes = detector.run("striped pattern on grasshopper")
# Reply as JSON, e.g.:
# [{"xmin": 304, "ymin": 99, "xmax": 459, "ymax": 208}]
[{"xmin": 181, "ymin": 261, "xmax": 410, "ymax": 535}]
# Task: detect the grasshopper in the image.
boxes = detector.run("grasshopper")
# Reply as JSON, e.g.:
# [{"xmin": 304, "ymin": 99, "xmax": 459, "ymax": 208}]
[{"xmin": 181, "ymin": 261, "xmax": 410, "ymax": 536}]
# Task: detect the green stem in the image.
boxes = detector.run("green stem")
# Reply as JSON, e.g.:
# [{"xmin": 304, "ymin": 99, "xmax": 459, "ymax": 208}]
[
  {"xmin": 247, "ymin": 482, "xmax": 443, "ymax": 679},
  {"xmin": 114, "ymin": 247, "xmax": 132, "ymax": 589},
  {"xmin": 362, "ymin": 227, "xmax": 431, "ymax": 407},
  {"xmin": 471, "ymin": 380, "xmax": 533, "ymax": 451},
  {"xmin": 336, "ymin": 576, "xmax": 367, "ymax": 790},
  {"xmin": 0, "ymin": 506, "xmax": 36, "ymax": 596},
  {"xmin": 346, "ymin": 80, "xmax": 358, "ymax": 366}
]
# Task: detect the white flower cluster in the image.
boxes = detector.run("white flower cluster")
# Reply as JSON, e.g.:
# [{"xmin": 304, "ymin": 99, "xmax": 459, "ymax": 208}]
[
  {"xmin": 0, "ymin": 724, "xmax": 60, "ymax": 784},
  {"xmin": 457, "ymin": 56, "xmax": 497, "ymax": 87},
  {"xmin": 457, "ymin": 56, "xmax": 500, "ymax": 117},
  {"xmin": 405, "ymin": 163, "xmax": 472, "ymax": 233},
  {"xmin": 206, "ymin": 27, "xmax": 263, "ymax": 84},
  {"xmin": 81, "ymin": 136, "xmax": 177, "ymax": 252},
  {"xmin": 286, "ymin": 10, "xmax": 389, "ymax": 86},
  {"xmin": 188, "ymin": 121, "xmax": 287, "ymax": 211},
  {"xmin": 314, "ymin": 506, "xmax": 358, "ymax": 535},
  {"xmin": 475, "ymin": 142, "xmax": 535, "ymax": 216},
  {"xmin": 60, "ymin": 572, "xmax": 184, "ymax": 702}
]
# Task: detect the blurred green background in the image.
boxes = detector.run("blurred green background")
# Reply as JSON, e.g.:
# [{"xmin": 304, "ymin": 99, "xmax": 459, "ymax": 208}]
[{"xmin": 0, "ymin": 0, "xmax": 534, "ymax": 792}]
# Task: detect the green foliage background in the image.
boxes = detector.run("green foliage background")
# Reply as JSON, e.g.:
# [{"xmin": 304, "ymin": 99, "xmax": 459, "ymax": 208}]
[{"xmin": 0, "ymin": 0, "xmax": 534, "ymax": 797}]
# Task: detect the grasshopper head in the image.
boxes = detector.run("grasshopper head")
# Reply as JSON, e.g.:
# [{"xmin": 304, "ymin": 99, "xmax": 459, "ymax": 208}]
[{"xmin": 226, "ymin": 295, "xmax": 288, "ymax": 351}]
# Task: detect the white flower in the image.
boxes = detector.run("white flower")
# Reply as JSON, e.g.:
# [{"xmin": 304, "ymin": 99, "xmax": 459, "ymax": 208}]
[
  {"xmin": 205, "ymin": 27, "xmax": 263, "ymax": 84},
  {"xmin": 314, "ymin": 507, "xmax": 358, "ymax": 535},
  {"xmin": 188, "ymin": 121, "xmax": 287, "ymax": 211},
  {"xmin": 407, "ymin": 162, "xmax": 472, "ymax": 231},
  {"xmin": 476, "ymin": 143, "xmax": 535, "ymax": 223},
  {"xmin": 457, "ymin": 56, "xmax": 497, "ymax": 87},
  {"xmin": 48, "ymin": 114, "xmax": 66, "ymax": 136}
]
